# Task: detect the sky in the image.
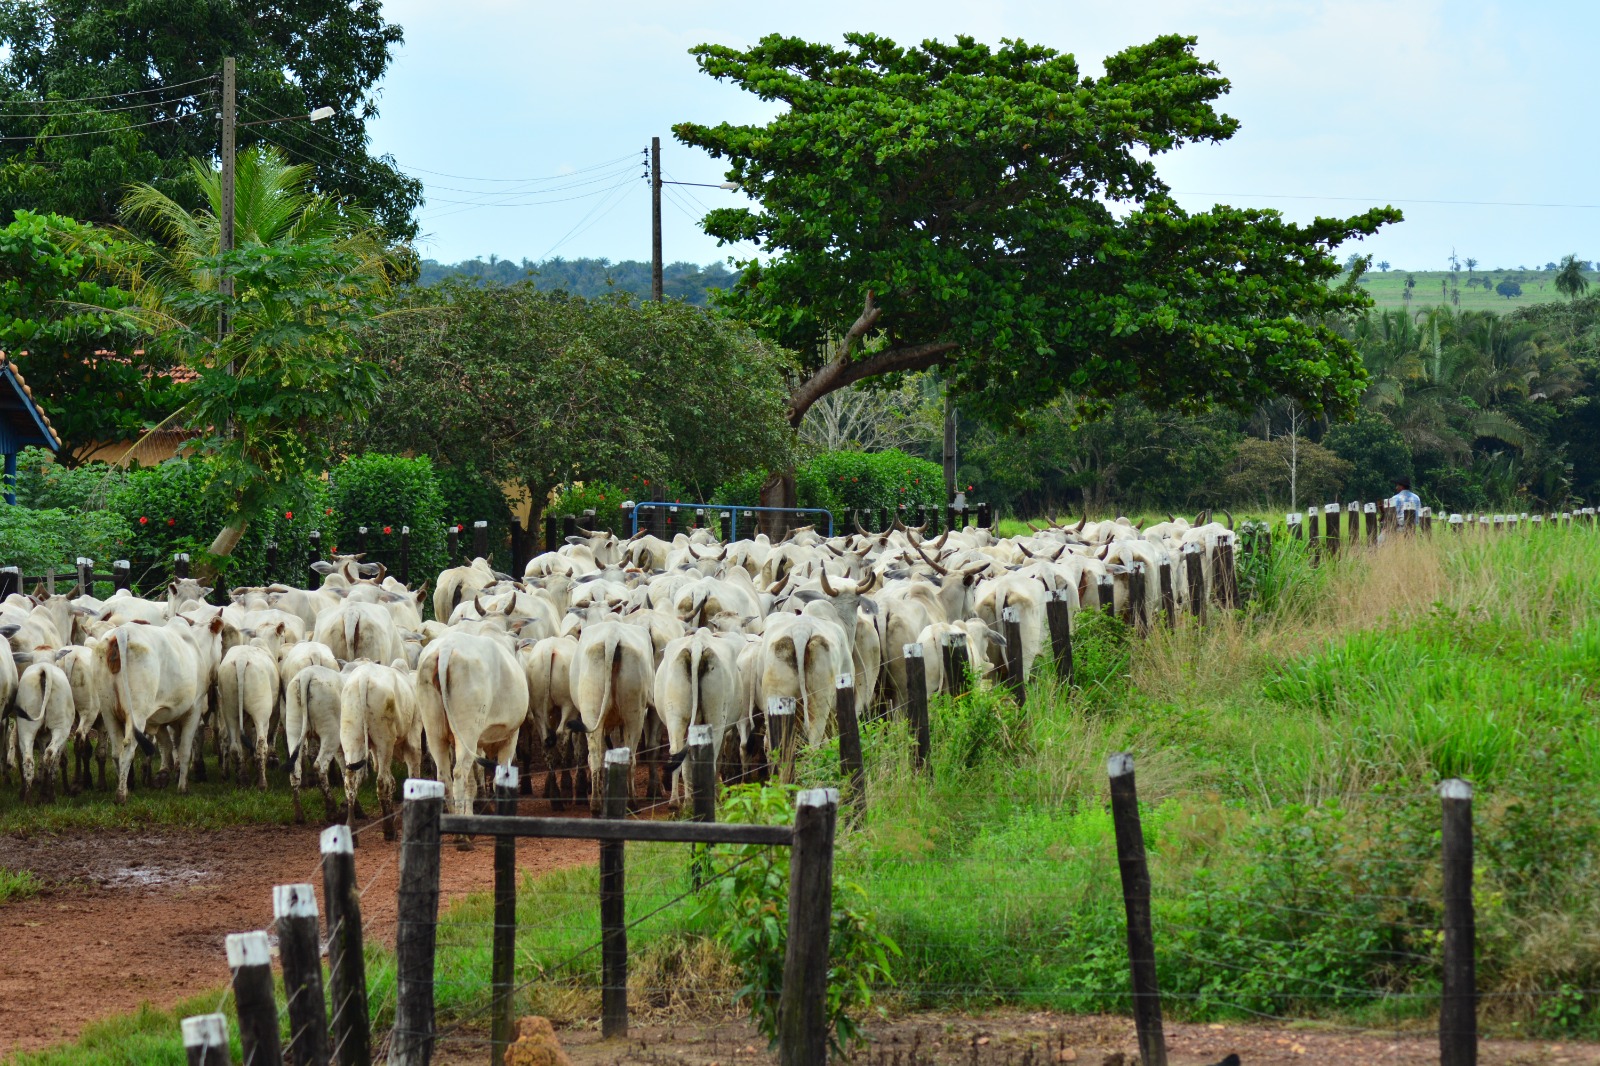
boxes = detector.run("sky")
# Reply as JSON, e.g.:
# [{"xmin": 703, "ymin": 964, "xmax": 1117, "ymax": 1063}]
[{"xmin": 365, "ymin": 0, "xmax": 1600, "ymax": 272}]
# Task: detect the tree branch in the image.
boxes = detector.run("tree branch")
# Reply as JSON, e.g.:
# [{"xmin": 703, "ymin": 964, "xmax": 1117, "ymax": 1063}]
[{"xmin": 788, "ymin": 338, "xmax": 958, "ymax": 427}]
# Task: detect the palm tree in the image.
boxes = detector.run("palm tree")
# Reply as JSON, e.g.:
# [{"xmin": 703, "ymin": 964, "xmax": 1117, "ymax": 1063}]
[
  {"xmin": 73, "ymin": 147, "xmax": 398, "ymax": 558},
  {"xmin": 1554, "ymin": 253, "xmax": 1590, "ymax": 302},
  {"xmin": 1464, "ymin": 257, "xmax": 1477, "ymax": 277}
]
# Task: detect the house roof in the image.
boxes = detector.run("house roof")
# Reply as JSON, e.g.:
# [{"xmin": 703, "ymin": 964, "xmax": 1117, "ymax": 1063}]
[{"xmin": 0, "ymin": 353, "xmax": 60, "ymax": 452}]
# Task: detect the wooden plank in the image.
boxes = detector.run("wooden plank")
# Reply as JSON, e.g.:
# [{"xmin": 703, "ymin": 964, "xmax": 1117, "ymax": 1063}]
[{"xmin": 438, "ymin": 813, "xmax": 794, "ymax": 846}]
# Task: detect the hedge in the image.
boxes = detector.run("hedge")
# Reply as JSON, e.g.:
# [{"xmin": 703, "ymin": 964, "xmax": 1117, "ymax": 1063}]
[
  {"xmin": 0, "ymin": 505, "xmax": 133, "ymax": 578},
  {"xmin": 326, "ymin": 453, "xmax": 448, "ymax": 581},
  {"xmin": 715, "ymin": 449, "xmax": 944, "ymax": 526}
]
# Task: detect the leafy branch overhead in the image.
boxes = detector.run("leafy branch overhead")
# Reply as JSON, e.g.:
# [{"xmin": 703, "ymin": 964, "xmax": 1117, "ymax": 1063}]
[{"xmin": 675, "ymin": 32, "xmax": 1402, "ymax": 426}]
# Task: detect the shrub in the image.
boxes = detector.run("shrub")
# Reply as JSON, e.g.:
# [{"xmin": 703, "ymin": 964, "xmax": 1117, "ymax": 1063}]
[
  {"xmin": 11, "ymin": 448, "xmax": 126, "ymax": 510},
  {"xmin": 547, "ymin": 480, "xmax": 632, "ymax": 536},
  {"xmin": 326, "ymin": 453, "xmax": 448, "ymax": 583},
  {"xmin": 107, "ymin": 457, "xmax": 326, "ymax": 589},
  {"xmin": 1324, "ymin": 413, "xmax": 1414, "ymax": 501},
  {"xmin": 0, "ymin": 505, "xmax": 132, "ymax": 576},
  {"xmin": 435, "ymin": 466, "xmax": 514, "ymax": 571},
  {"xmin": 715, "ymin": 449, "xmax": 944, "ymax": 530}
]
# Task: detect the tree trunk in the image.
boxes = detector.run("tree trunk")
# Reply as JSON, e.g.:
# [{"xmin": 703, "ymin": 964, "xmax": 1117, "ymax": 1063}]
[
  {"xmin": 759, "ymin": 470, "xmax": 796, "ymax": 537},
  {"xmin": 208, "ymin": 519, "xmax": 247, "ymax": 559}
]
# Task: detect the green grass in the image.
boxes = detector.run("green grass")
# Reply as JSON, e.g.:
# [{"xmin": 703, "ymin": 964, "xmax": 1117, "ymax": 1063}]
[
  {"xmin": 1352, "ymin": 267, "xmax": 1585, "ymax": 312},
  {"xmin": 0, "ymin": 866, "xmax": 42, "ymax": 904}
]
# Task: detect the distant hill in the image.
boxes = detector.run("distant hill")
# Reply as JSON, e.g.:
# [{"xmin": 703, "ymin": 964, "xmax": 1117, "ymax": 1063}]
[
  {"xmin": 1350, "ymin": 266, "xmax": 1597, "ymax": 312},
  {"xmin": 415, "ymin": 256, "xmax": 738, "ymax": 305}
]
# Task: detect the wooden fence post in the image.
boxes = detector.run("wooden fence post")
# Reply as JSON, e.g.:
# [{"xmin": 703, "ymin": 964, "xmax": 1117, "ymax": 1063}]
[
  {"xmin": 688, "ymin": 724, "xmax": 717, "ymax": 887},
  {"xmin": 1157, "ymin": 562, "xmax": 1176, "ymax": 630},
  {"xmin": 778, "ymin": 788, "xmax": 840, "ymax": 1066},
  {"xmin": 75, "ymin": 556, "xmax": 93, "ymax": 596},
  {"xmin": 1365, "ymin": 502, "xmax": 1378, "ymax": 545},
  {"xmin": 447, "ymin": 524, "xmax": 460, "ymax": 563},
  {"xmin": 355, "ymin": 526, "xmax": 368, "ymax": 558},
  {"xmin": 0, "ymin": 565, "xmax": 18, "ymax": 600},
  {"xmin": 601, "ymin": 748, "xmax": 630, "ymax": 1039},
  {"xmin": 1184, "ymin": 546, "xmax": 1206, "ymax": 625},
  {"xmin": 940, "ymin": 629, "xmax": 970, "ymax": 697},
  {"xmin": 320, "ymin": 825, "xmax": 370, "ymax": 1066},
  {"xmin": 1287, "ymin": 512, "xmax": 1303, "ymax": 541},
  {"xmin": 833, "ymin": 674, "xmax": 865, "ymax": 812},
  {"xmin": 1096, "ymin": 574, "xmax": 1115, "ymax": 615},
  {"xmin": 1440, "ymin": 778, "xmax": 1476, "ymax": 1066},
  {"xmin": 473, "ymin": 520, "xmax": 490, "ymax": 561},
  {"xmin": 1130, "ymin": 561, "xmax": 1148, "ymax": 634},
  {"xmin": 112, "ymin": 559, "xmax": 131, "ymax": 593},
  {"xmin": 619, "ymin": 502, "xmax": 635, "ymax": 537},
  {"xmin": 274, "ymin": 883, "xmax": 330, "ymax": 1066},
  {"xmin": 491, "ymin": 765, "xmax": 519, "ymax": 1066},
  {"xmin": 767, "ymin": 696, "xmax": 797, "ymax": 783},
  {"xmin": 398, "ymin": 526, "xmax": 411, "ymax": 587},
  {"xmin": 1045, "ymin": 588, "xmax": 1074, "ymax": 684},
  {"xmin": 1324, "ymin": 503, "xmax": 1341, "ymax": 556},
  {"xmin": 1001, "ymin": 606, "xmax": 1026, "ymax": 705},
  {"xmin": 182, "ymin": 1013, "xmax": 233, "ymax": 1066},
  {"xmin": 173, "ymin": 552, "xmax": 190, "ymax": 580},
  {"xmin": 1215, "ymin": 540, "xmax": 1238, "ymax": 611},
  {"xmin": 1107, "ymin": 754, "xmax": 1167, "ymax": 1066},
  {"xmin": 226, "ymin": 931, "xmax": 283, "ymax": 1066},
  {"xmin": 391, "ymin": 779, "xmax": 444, "ymax": 1066},
  {"xmin": 264, "ymin": 541, "xmax": 279, "ymax": 582},
  {"xmin": 1307, "ymin": 510, "xmax": 1321, "ymax": 564},
  {"xmin": 1347, "ymin": 502, "xmax": 1361, "ymax": 546},
  {"xmin": 903, "ymin": 643, "xmax": 931, "ymax": 771}
]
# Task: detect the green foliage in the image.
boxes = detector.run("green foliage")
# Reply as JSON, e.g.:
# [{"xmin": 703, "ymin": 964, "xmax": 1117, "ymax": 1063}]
[
  {"xmin": 696, "ymin": 783, "xmax": 898, "ymax": 1056},
  {"xmin": 1221, "ymin": 436, "xmax": 1351, "ymax": 508},
  {"xmin": 717, "ymin": 448, "xmax": 941, "ymax": 524},
  {"xmin": 326, "ymin": 453, "xmax": 447, "ymax": 580},
  {"xmin": 0, "ymin": 504, "xmax": 131, "ymax": 575},
  {"xmin": 0, "ymin": 0, "xmax": 420, "ymax": 237},
  {"xmin": 417, "ymin": 256, "xmax": 737, "ymax": 305},
  {"xmin": 1497, "ymin": 279, "xmax": 1523, "ymax": 299},
  {"xmin": 11, "ymin": 448, "xmax": 123, "ymax": 510},
  {"xmin": 78, "ymin": 148, "xmax": 398, "ymax": 553},
  {"xmin": 1323, "ymin": 412, "xmax": 1414, "ymax": 500},
  {"xmin": 0, "ymin": 211, "xmax": 184, "ymax": 465},
  {"xmin": 1066, "ymin": 609, "xmax": 1133, "ymax": 699},
  {"xmin": 547, "ymin": 481, "xmax": 633, "ymax": 536},
  {"xmin": 107, "ymin": 457, "xmax": 326, "ymax": 587},
  {"xmin": 678, "ymin": 33, "xmax": 1397, "ymax": 426},
  {"xmin": 1556, "ymin": 254, "xmax": 1591, "ymax": 302},
  {"xmin": 354, "ymin": 283, "xmax": 793, "ymax": 528}
]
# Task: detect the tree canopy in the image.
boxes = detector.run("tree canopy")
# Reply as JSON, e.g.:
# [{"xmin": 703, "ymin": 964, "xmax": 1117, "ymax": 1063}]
[
  {"xmin": 349, "ymin": 283, "xmax": 796, "ymax": 520},
  {"xmin": 675, "ymin": 32, "xmax": 1400, "ymax": 429},
  {"xmin": 0, "ymin": 0, "xmax": 420, "ymax": 237}
]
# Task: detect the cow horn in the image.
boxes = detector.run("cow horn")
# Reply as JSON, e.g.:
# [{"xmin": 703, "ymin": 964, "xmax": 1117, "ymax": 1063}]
[
  {"xmin": 818, "ymin": 568, "xmax": 837, "ymax": 597},
  {"xmin": 1223, "ymin": 509, "xmax": 1235, "ymax": 531},
  {"xmin": 1018, "ymin": 542, "xmax": 1035, "ymax": 558},
  {"xmin": 1098, "ymin": 542, "xmax": 1111, "ymax": 560},
  {"xmin": 892, "ymin": 516, "xmax": 907, "ymax": 532},
  {"xmin": 1167, "ymin": 513, "xmax": 1176, "ymax": 523},
  {"xmin": 1193, "ymin": 510, "xmax": 1206, "ymax": 526},
  {"xmin": 932, "ymin": 530, "xmax": 950, "ymax": 550},
  {"xmin": 912, "ymin": 541, "xmax": 949, "ymax": 575},
  {"xmin": 853, "ymin": 512, "xmax": 868, "ymax": 535},
  {"xmin": 1133, "ymin": 517, "xmax": 1145, "ymax": 530},
  {"xmin": 1074, "ymin": 514, "xmax": 1087, "ymax": 532},
  {"xmin": 1026, "ymin": 521, "xmax": 1045, "ymax": 533},
  {"xmin": 1051, "ymin": 544, "xmax": 1067, "ymax": 561},
  {"xmin": 855, "ymin": 573, "xmax": 876, "ymax": 594}
]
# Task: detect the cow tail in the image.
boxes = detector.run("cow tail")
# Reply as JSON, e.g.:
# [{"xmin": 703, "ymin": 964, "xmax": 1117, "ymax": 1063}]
[
  {"xmin": 689, "ymin": 639, "xmax": 703, "ymax": 727},
  {"xmin": 792, "ymin": 629, "xmax": 808, "ymax": 736},
  {"xmin": 436, "ymin": 642, "xmax": 454, "ymax": 735},
  {"xmin": 234, "ymin": 655, "xmax": 248, "ymax": 741},
  {"xmin": 599, "ymin": 629, "xmax": 620, "ymax": 741},
  {"xmin": 286, "ymin": 670, "xmax": 309, "ymax": 764},
  {"xmin": 111, "ymin": 627, "xmax": 134, "ymax": 743},
  {"xmin": 40, "ymin": 666, "xmax": 54, "ymax": 732}
]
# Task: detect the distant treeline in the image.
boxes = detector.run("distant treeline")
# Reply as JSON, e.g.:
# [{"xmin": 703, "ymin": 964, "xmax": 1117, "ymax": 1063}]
[{"xmin": 414, "ymin": 256, "xmax": 738, "ymax": 305}]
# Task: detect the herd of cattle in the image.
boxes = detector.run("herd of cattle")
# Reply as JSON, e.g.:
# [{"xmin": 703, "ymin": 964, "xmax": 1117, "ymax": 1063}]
[{"xmin": 0, "ymin": 514, "xmax": 1240, "ymax": 835}]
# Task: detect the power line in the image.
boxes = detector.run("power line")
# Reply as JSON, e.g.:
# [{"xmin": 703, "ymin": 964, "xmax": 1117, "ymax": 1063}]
[
  {"xmin": 392, "ymin": 152, "xmax": 639, "ymax": 184},
  {"xmin": 0, "ymin": 73, "xmax": 217, "ymax": 106},
  {"xmin": 537, "ymin": 177, "xmax": 641, "ymax": 259},
  {"xmin": 0, "ymin": 88, "xmax": 216, "ymax": 119},
  {"xmin": 0, "ymin": 111, "xmax": 208, "ymax": 142},
  {"xmin": 1174, "ymin": 190, "xmax": 1600, "ymax": 210}
]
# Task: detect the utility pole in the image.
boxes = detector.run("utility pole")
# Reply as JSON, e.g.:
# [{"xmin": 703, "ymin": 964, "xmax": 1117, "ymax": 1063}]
[
  {"xmin": 650, "ymin": 136, "xmax": 663, "ymax": 302},
  {"xmin": 943, "ymin": 393, "xmax": 958, "ymax": 503},
  {"xmin": 219, "ymin": 56, "xmax": 236, "ymax": 340}
]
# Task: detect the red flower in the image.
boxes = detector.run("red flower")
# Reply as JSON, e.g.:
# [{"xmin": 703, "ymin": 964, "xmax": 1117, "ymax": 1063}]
[
  {"xmin": 325, "ymin": 508, "xmax": 333, "ymax": 515},
  {"xmin": 285, "ymin": 511, "xmax": 293, "ymax": 520},
  {"xmin": 138, "ymin": 516, "xmax": 148, "ymax": 525},
  {"xmin": 457, "ymin": 524, "xmax": 464, "ymax": 532},
  {"xmin": 643, "ymin": 479, "xmax": 650, "ymax": 486},
  {"xmin": 167, "ymin": 518, "xmax": 175, "ymax": 527},
  {"xmin": 383, "ymin": 526, "xmax": 392, "ymax": 535}
]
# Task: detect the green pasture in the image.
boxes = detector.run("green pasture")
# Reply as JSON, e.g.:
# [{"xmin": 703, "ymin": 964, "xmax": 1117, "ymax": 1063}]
[
  {"xmin": 14, "ymin": 524, "xmax": 1600, "ymax": 1062},
  {"xmin": 1354, "ymin": 267, "xmax": 1586, "ymax": 312}
]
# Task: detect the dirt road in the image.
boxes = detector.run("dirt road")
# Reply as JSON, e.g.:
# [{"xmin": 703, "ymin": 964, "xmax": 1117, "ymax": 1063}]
[{"xmin": 0, "ymin": 801, "xmax": 593, "ymax": 1055}]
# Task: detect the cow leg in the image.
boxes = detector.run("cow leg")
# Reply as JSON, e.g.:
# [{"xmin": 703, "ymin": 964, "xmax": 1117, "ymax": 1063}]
[
  {"xmin": 95, "ymin": 730, "xmax": 108, "ymax": 791},
  {"xmin": 289, "ymin": 739, "xmax": 306, "ymax": 825},
  {"xmin": 255, "ymin": 733, "xmax": 270, "ymax": 792},
  {"xmin": 172, "ymin": 712, "xmax": 202, "ymax": 795},
  {"xmin": 72, "ymin": 736, "xmax": 88, "ymax": 794},
  {"xmin": 344, "ymin": 765, "xmax": 365, "ymax": 834},
  {"xmin": 317, "ymin": 749, "xmax": 338, "ymax": 823},
  {"xmin": 191, "ymin": 724, "xmax": 208, "ymax": 783},
  {"xmin": 115, "ymin": 736, "xmax": 136, "ymax": 805},
  {"xmin": 379, "ymin": 772, "xmax": 398, "ymax": 843}
]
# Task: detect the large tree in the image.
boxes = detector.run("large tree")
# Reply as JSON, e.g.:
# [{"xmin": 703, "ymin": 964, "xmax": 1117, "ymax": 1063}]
[
  {"xmin": 0, "ymin": 0, "xmax": 420, "ymax": 237},
  {"xmin": 349, "ymin": 283, "xmax": 795, "ymax": 522},
  {"xmin": 80, "ymin": 147, "xmax": 399, "ymax": 558},
  {"xmin": 675, "ymin": 33, "xmax": 1400, "ymax": 475}
]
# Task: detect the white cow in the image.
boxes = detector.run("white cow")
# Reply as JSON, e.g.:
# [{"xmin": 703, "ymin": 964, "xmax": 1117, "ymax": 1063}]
[
  {"xmin": 569, "ymin": 620, "xmax": 654, "ymax": 811},
  {"xmin": 99, "ymin": 621, "xmax": 205, "ymax": 803},
  {"xmin": 339, "ymin": 659, "xmax": 423, "ymax": 840},
  {"xmin": 655, "ymin": 629, "xmax": 746, "ymax": 803},
  {"xmin": 217, "ymin": 644, "xmax": 280, "ymax": 790},
  {"xmin": 416, "ymin": 631, "xmax": 529, "ymax": 817},
  {"xmin": 12, "ymin": 661, "xmax": 72, "ymax": 801},
  {"xmin": 285, "ymin": 664, "xmax": 343, "ymax": 823}
]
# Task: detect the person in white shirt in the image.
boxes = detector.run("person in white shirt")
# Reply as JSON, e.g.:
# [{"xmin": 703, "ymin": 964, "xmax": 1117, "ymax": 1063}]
[{"xmin": 1390, "ymin": 478, "xmax": 1422, "ymax": 527}]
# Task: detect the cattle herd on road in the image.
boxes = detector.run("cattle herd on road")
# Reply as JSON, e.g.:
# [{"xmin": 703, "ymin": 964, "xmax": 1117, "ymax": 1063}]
[{"xmin": 0, "ymin": 514, "xmax": 1243, "ymax": 835}]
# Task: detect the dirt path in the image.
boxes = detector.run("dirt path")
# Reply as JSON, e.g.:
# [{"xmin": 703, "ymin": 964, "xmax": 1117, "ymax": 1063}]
[
  {"xmin": 0, "ymin": 797, "xmax": 595, "ymax": 1055},
  {"xmin": 439, "ymin": 1009, "xmax": 1600, "ymax": 1066}
]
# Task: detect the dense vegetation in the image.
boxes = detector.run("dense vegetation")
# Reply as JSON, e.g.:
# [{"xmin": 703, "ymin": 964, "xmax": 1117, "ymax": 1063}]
[{"xmin": 416, "ymin": 256, "xmax": 736, "ymax": 305}]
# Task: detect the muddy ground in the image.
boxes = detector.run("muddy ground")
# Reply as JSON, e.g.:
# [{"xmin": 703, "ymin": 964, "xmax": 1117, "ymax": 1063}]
[{"xmin": 0, "ymin": 796, "xmax": 594, "ymax": 1055}]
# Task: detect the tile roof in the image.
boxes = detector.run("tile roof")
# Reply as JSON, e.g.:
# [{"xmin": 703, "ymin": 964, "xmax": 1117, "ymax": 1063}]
[{"xmin": 0, "ymin": 353, "xmax": 60, "ymax": 450}]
